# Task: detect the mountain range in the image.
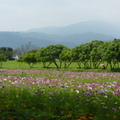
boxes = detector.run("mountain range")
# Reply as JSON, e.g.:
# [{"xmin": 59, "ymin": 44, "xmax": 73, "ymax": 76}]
[{"xmin": 0, "ymin": 20, "xmax": 119, "ymax": 49}]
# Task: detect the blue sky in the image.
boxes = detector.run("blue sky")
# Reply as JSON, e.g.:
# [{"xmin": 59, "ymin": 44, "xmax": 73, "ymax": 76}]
[{"xmin": 0, "ymin": 0, "xmax": 120, "ymax": 31}]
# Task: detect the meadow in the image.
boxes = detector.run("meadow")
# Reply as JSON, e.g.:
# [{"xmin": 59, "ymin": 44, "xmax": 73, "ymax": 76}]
[
  {"xmin": 1, "ymin": 68, "xmax": 120, "ymax": 120},
  {"xmin": 0, "ymin": 60, "xmax": 115, "ymax": 72}
]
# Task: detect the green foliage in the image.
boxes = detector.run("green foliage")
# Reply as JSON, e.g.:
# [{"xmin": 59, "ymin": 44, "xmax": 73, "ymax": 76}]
[
  {"xmin": 71, "ymin": 42, "xmax": 93, "ymax": 68},
  {"xmin": 17, "ymin": 52, "xmax": 37, "ymax": 68},
  {"xmin": 36, "ymin": 44, "xmax": 69, "ymax": 68},
  {"xmin": 24, "ymin": 53, "xmax": 37, "ymax": 67},
  {"xmin": 59, "ymin": 49, "xmax": 72, "ymax": 68},
  {"xmin": 90, "ymin": 40, "xmax": 104, "ymax": 68},
  {"xmin": 17, "ymin": 55, "xmax": 25, "ymax": 62},
  {"xmin": 60, "ymin": 49, "xmax": 71, "ymax": 61},
  {"xmin": 36, "ymin": 47, "xmax": 50, "ymax": 68},
  {"xmin": 0, "ymin": 54, "xmax": 6, "ymax": 67},
  {"xmin": 101, "ymin": 41, "xmax": 120, "ymax": 69},
  {"xmin": 14, "ymin": 39, "xmax": 120, "ymax": 70},
  {"xmin": 71, "ymin": 46, "xmax": 81, "ymax": 62},
  {"xmin": 0, "ymin": 54, "xmax": 6, "ymax": 62},
  {"xmin": 27, "ymin": 49, "xmax": 38, "ymax": 53},
  {"xmin": 0, "ymin": 47, "xmax": 13, "ymax": 60}
]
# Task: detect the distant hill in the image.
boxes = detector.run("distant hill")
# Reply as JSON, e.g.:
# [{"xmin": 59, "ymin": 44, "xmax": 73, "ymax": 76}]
[
  {"xmin": 28, "ymin": 20, "xmax": 120, "ymax": 37},
  {"xmin": 0, "ymin": 20, "xmax": 117, "ymax": 49},
  {"xmin": 0, "ymin": 32, "xmax": 55, "ymax": 49},
  {"xmin": 0, "ymin": 31, "xmax": 114, "ymax": 49},
  {"xmin": 0, "ymin": 32, "xmax": 114, "ymax": 49}
]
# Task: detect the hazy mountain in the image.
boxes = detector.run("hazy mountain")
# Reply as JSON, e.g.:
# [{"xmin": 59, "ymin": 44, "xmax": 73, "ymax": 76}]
[
  {"xmin": 61, "ymin": 32, "xmax": 114, "ymax": 44},
  {"xmin": 0, "ymin": 32, "xmax": 55, "ymax": 49},
  {"xmin": 0, "ymin": 20, "xmax": 117, "ymax": 49},
  {"xmin": 0, "ymin": 31, "xmax": 114, "ymax": 49},
  {"xmin": 28, "ymin": 20, "xmax": 120, "ymax": 37},
  {"xmin": 19, "ymin": 30, "xmax": 114, "ymax": 45}
]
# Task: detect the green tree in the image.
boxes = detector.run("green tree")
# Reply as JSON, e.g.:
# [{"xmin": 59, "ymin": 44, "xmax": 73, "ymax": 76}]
[
  {"xmin": 71, "ymin": 45, "xmax": 82, "ymax": 68},
  {"xmin": 59, "ymin": 49, "xmax": 72, "ymax": 68},
  {"xmin": 72, "ymin": 43, "xmax": 92, "ymax": 68},
  {"xmin": 24, "ymin": 53, "xmax": 37, "ymax": 68},
  {"xmin": 71, "ymin": 40, "xmax": 103, "ymax": 69},
  {"xmin": 17, "ymin": 50, "xmax": 37, "ymax": 68},
  {"xmin": 101, "ymin": 41, "xmax": 120, "ymax": 69},
  {"xmin": 90, "ymin": 40, "xmax": 103, "ymax": 68},
  {"xmin": 80, "ymin": 43, "xmax": 92, "ymax": 68},
  {"xmin": 90, "ymin": 40, "xmax": 103, "ymax": 48},
  {"xmin": 36, "ymin": 44, "xmax": 68, "ymax": 68},
  {"xmin": 0, "ymin": 47, "xmax": 13, "ymax": 60},
  {"xmin": 17, "ymin": 55, "xmax": 24, "ymax": 67},
  {"xmin": 0, "ymin": 54, "xmax": 7, "ymax": 67},
  {"xmin": 36, "ymin": 47, "xmax": 51, "ymax": 68},
  {"xmin": 90, "ymin": 47, "xmax": 102, "ymax": 68},
  {"xmin": 99, "ymin": 41, "xmax": 111, "ymax": 68}
]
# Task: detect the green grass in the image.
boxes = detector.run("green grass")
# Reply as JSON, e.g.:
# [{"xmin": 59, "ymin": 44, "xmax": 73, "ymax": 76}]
[{"xmin": 1, "ymin": 60, "xmax": 112, "ymax": 72}]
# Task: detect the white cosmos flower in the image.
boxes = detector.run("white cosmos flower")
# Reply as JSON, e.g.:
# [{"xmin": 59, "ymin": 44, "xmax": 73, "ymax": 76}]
[
  {"xmin": 104, "ymin": 95, "xmax": 108, "ymax": 98},
  {"xmin": 75, "ymin": 90, "xmax": 79, "ymax": 93},
  {"xmin": 88, "ymin": 87, "xmax": 92, "ymax": 90}
]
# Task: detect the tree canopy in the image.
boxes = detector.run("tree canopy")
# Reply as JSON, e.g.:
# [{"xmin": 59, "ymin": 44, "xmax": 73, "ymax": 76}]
[
  {"xmin": 36, "ymin": 44, "xmax": 69, "ymax": 68},
  {"xmin": 16, "ymin": 39, "xmax": 120, "ymax": 70}
]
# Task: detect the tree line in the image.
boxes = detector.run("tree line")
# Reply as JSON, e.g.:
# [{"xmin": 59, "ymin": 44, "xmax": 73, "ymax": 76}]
[
  {"xmin": 0, "ymin": 39, "xmax": 120, "ymax": 69},
  {"xmin": 16, "ymin": 39, "xmax": 120, "ymax": 69},
  {"xmin": 0, "ymin": 42, "xmax": 39, "ymax": 67}
]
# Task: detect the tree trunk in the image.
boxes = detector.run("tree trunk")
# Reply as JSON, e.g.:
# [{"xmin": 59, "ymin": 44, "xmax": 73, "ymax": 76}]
[
  {"xmin": 53, "ymin": 61, "xmax": 59, "ymax": 68},
  {"xmin": 43, "ymin": 62, "xmax": 46, "ymax": 68},
  {"xmin": 19, "ymin": 62, "xmax": 22, "ymax": 68},
  {"xmin": 66, "ymin": 62, "xmax": 72, "ymax": 68},
  {"xmin": 46, "ymin": 62, "xmax": 52, "ymax": 68},
  {"xmin": 59, "ymin": 61, "xmax": 62, "ymax": 68},
  {"xmin": 77, "ymin": 62, "xmax": 81, "ymax": 68}
]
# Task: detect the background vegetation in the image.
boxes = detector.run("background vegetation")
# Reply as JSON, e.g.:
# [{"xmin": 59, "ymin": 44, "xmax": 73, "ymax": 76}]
[{"xmin": 1, "ymin": 39, "xmax": 120, "ymax": 72}]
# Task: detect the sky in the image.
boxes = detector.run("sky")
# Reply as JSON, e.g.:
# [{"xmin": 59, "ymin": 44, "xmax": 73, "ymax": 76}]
[{"xmin": 0, "ymin": 0, "xmax": 120, "ymax": 31}]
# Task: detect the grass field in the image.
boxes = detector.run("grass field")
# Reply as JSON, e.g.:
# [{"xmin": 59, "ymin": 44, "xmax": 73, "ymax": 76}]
[
  {"xmin": 1, "ymin": 68, "xmax": 120, "ymax": 120},
  {"xmin": 1, "ymin": 60, "xmax": 114, "ymax": 72}
]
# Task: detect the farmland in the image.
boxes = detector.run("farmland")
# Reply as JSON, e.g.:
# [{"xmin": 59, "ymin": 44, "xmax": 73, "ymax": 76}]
[{"xmin": 1, "ymin": 69, "xmax": 120, "ymax": 120}]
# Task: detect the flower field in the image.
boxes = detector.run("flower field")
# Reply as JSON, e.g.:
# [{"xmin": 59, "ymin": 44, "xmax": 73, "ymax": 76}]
[{"xmin": 0, "ymin": 69, "xmax": 120, "ymax": 120}]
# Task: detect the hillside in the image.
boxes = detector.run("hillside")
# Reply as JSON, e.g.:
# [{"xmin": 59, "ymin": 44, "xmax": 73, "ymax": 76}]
[
  {"xmin": 28, "ymin": 20, "xmax": 120, "ymax": 37},
  {"xmin": 0, "ymin": 31, "xmax": 114, "ymax": 49},
  {"xmin": 0, "ymin": 20, "xmax": 117, "ymax": 49}
]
